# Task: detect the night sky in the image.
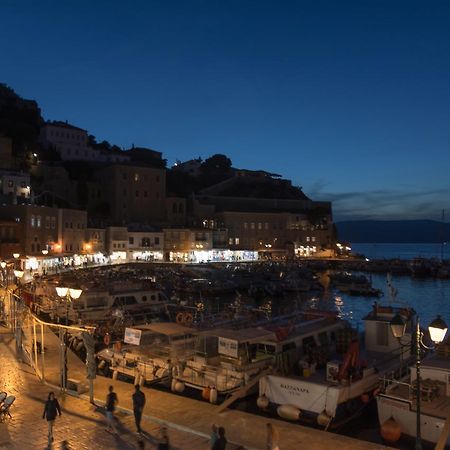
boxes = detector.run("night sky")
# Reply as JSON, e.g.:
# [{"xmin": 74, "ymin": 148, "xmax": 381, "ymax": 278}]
[{"xmin": 2, "ymin": 1, "xmax": 450, "ymax": 221}]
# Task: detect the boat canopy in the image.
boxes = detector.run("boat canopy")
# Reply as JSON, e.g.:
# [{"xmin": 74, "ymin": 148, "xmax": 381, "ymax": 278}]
[
  {"xmin": 196, "ymin": 327, "xmax": 276, "ymax": 344},
  {"xmin": 134, "ymin": 322, "xmax": 193, "ymax": 336}
]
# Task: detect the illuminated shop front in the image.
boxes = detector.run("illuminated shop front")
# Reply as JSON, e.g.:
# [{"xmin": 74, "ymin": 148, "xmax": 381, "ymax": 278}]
[
  {"xmin": 110, "ymin": 251, "xmax": 127, "ymax": 262},
  {"xmin": 295, "ymin": 245, "xmax": 317, "ymax": 257},
  {"xmin": 168, "ymin": 249, "xmax": 258, "ymax": 263},
  {"xmin": 130, "ymin": 250, "xmax": 164, "ymax": 261}
]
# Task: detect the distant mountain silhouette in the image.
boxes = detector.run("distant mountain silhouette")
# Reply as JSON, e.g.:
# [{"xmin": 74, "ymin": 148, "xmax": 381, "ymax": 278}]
[{"xmin": 336, "ymin": 220, "xmax": 450, "ymax": 243}]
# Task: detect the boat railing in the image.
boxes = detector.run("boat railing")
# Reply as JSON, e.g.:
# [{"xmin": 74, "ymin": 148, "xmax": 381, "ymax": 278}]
[
  {"xmin": 180, "ymin": 357, "xmax": 272, "ymax": 392},
  {"xmin": 380, "ymin": 376, "xmax": 414, "ymax": 404}
]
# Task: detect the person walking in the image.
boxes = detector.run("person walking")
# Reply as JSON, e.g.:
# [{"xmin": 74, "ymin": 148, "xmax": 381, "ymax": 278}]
[
  {"xmin": 212, "ymin": 426, "xmax": 227, "ymax": 450},
  {"xmin": 42, "ymin": 391, "xmax": 61, "ymax": 444},
  {"xmin": 105, "ymin": 385, "xmax": 118, "ymax": 434},
  {"xmin": 266, "ymin": 423, "xmax": 280, "ymax": 450},
  {"xmin": 132, "ymin": 384, "xmax": 146, "ymax": 433}
]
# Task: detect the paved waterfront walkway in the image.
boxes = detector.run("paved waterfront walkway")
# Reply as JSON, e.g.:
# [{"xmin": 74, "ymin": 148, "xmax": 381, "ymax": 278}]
[{"xmin": 0, "ymin": 324, "xmax": 394, "ymax": 450}]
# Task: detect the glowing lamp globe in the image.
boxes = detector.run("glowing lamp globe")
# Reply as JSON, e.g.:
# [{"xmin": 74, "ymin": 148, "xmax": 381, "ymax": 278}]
[
  {"xmin": 390, "ymin": 314, "xmax": 406, "ymax": 339},
  {"xmin": 428, "ymin": 315, "xmax": 448, "ymax": 344}
]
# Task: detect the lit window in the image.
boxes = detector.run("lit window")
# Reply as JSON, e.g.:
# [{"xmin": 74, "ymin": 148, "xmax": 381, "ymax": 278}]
[
  {"xmin": 31, "ymin": 215, "xmax": 35, "ymax": 227},
  {"xmin": 258, "ymin": 223, "xmax": 262, "ymax": 230},
  {"xmin": 312, "ymin": 237, "xmax": 316, "ymax": 242},
  {"xmin": 251, "ymin": 223, "xmax": 255, "ymax": 230},
  {"xmin": 37, "ymin": 216, "xmax": 41, "ymax": 228},
  {"xmin": 265, "ymin": 223, "xmax": 269, "ymax": 230},
  {"xmin": 228, "ymin": 238, "xmax": 233, "ymax": 245},
  {"xmin": 134, "ymin": 173, "xmax": 139, "ymax": 182},
  {"xmin": 244, "ymin": 222, "xmax": 248, "ymax": 229},
  {"xmin": 306, "ymin": 236, "xmax": 310, "ymax": 242},
  {"xmin": 235, "ymin": 238, "xmax": 240, "ymax": 245}
]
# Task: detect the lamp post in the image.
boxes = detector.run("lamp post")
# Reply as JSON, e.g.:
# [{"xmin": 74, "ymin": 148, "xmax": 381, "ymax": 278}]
[
  {"xmin": 13, "ymin": 269, "xmax": 24, "ymax": 355},
  {"xmin": 390, "ymin": 313, "xmax": 448, "ymax": 450},
  {"xmin": 55, "ymin": 287, "xmax": 83, "ymax": 390}
]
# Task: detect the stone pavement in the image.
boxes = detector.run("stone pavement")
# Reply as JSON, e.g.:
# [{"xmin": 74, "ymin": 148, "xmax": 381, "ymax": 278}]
[{"xmin": 0, "ymin": 326, "xmax": 213, "ymax": 450}]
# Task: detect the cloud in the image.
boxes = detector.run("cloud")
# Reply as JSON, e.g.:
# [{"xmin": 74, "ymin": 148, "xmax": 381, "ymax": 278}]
[{"xmin": 305, "ymin": 185, "xmax": 450, "ymax": 222}]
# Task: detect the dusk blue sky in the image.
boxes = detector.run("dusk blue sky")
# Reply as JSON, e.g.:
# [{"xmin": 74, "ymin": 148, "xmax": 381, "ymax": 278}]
[{"xmin": 2, "ymin": 0, "xmax": 450, "ymax": 221}]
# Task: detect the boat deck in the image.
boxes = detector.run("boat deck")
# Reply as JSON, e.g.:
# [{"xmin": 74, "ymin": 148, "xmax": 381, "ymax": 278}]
[{"xmin": 385, "ymin": 379, "xmax": 450, "ymax": 419}]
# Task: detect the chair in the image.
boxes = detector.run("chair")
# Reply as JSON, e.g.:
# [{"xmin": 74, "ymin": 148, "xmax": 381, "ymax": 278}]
[{"xmin": 0, "ymin": 395, "xmax": 15, "ymax": 421}]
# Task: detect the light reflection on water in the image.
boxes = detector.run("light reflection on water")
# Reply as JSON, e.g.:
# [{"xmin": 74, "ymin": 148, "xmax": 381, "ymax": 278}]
[{"xmin": 302, "ymin": 273, "xmax": 450, "ymax": 329}]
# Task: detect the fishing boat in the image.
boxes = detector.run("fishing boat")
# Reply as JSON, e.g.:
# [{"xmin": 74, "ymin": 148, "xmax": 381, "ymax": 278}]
[
  {"xmin": 96, "ymin": 322, "xmax": 196, "ymax": 385},
  {"xmin": 32, "ymin": 278, "xmax": 170, "ymax": 326},
  {"xmin": 376, "ymin": 337, "xmax": 450, "ymax": 446},
  {"xmin": 173, "ymin": 311, "xmax": 348, "ymax": 401},
  {"xmin": 257, "ymin": 303, "xmax": 415, "ymax": 429}
]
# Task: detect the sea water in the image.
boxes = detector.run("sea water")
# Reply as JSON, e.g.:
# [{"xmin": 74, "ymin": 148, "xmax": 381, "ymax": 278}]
[{"xmin": 350, "ymin": 242, "xmax": 450, "ymax": 260}]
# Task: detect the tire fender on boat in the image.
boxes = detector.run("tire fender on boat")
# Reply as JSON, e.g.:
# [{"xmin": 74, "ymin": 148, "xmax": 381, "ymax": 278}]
[
  {"xmin": 257, "ymin": 395, "xmax": 269, "ymax": 410},
  {"xmin": 209, "ymin": 386, "xmax": 218, "ymax": 404},
  {"xmin": 277, "ymin": 404, "xmax": 301, "ymax": 421}
]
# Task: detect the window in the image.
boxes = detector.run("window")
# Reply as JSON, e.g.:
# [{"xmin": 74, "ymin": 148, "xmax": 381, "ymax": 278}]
[
  {"xmin": 129, "ymin": 237, "xmax": 134, "ymax": 245},
  {"xmin": 312, "ymin": 237, "xmax": 316, "ymax": 242},
  {"xmin": 244, "ymin": 222, "xmax": 248, "ymax": 229},
  {"xmin": 155, "ymin": 237, "xmax": 160, "ymax": 245},
  {"xmin": 235, "ymin": 238, "xmax": 240, "ymax": 245},
  {"xmin": 36, "ymin": 216, "xmax": 41, "ymax": 228},
  {"xmin": 258, "ymin": 223, "xmax": 262, "ymax": 230},
  {"xmin": 8, "ymin": 180, "xmax": 13, "ymax": 188},
  {"xmin": 251, "ymin": 223, "xmax": 255, "ymax": 230},
  {"xmin": 229, "ymin": 238, "xmax": 233, "ymax": 245},
  {"xmin": 31, "ymin": 215, "xmax": 36, "ymax": 227},
  {"xmin": 134, "ymin": 173, "xmax": 140, "ymax": 182},
  {"xmin": 306, "ymin": 236, "xmax": 310, "ymax": 242},
  {"xmin": 265, "ymin": 223, "xmax": 269, "ymax": 230},
  {"xmin": 31, "ymin": 243, "xmax": 35, "ymax": 252}
]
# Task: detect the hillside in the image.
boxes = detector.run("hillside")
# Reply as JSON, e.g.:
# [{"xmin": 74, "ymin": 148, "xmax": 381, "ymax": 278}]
[{"xmin": 336, "ymin": 220, "xmax": 450, "ymax": 243}]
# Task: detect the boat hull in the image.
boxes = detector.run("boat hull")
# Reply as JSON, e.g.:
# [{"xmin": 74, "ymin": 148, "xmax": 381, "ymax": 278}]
[{"xmin": 376, "ymin": 394, "xmax": 449, "ymax": 445}]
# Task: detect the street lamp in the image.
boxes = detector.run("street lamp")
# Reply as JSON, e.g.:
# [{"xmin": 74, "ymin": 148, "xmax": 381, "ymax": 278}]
[
  {"xmin": 55, "ymin": 286, "xmax": 83, "ymax": 390},
  {"xmin": 390, "ymin": 313, "xmax": 448, "ymax": 450},
  {"xmin": 13, "ymin": 269, "xmax": 24, "ymax": 352}
]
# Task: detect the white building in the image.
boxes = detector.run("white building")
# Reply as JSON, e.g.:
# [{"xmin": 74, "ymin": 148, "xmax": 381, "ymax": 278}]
[
  {"xmin": 40, "ymin": 121, "xmax": 129, "ymax": 163},
  {"xmin": 127, "ymin": 229, "xmax": 164, "ymax": 261}
]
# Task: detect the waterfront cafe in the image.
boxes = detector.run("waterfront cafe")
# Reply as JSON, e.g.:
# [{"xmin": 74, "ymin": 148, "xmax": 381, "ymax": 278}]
[{"xmin": 168, "ymin": 249, "xmax": 258, "ymax": 263}]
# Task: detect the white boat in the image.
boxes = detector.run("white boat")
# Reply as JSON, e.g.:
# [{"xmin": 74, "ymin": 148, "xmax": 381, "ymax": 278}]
[
  {"xmin": 35, "ymin": 278, "xmax": 170, "ymax": 325},
  {"xmin": 258, "ymin": 303, "xmax": 415, "ymax": 428},
  {"xmin": 176, "ymin": 327, "xmax": 276, "ymax": 395},
  {"xmin": 174, "ymin": 311, "xmax": 349, "ymax": 397},
  {"xmin": 96, "ymin": 322, "xmax": 196, "ymax": 384},
  {"xmin": 376, "ymin": 348, "xmax": 450, "ymax": 446}
]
